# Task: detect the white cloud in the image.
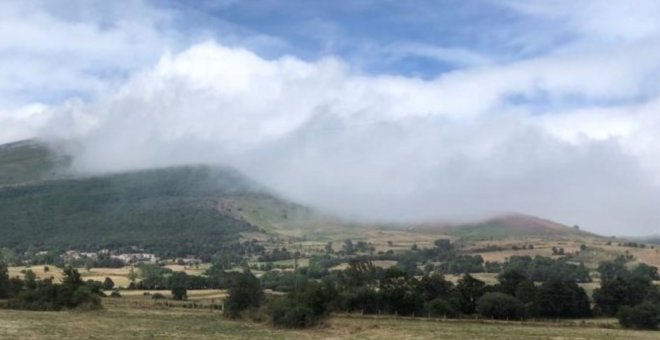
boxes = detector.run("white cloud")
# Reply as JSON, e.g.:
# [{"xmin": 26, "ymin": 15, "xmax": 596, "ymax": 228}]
[
  {"xmin": 0, "ymin": 0, "xmax": 178, "ymax": 109},
  {"xmin": 504, "ymin": 0, "xmax": 660, "ymax": 43},
  {"xmin": 27, "ymin": 39, "xmax": 660, "ymax": 235},
  {"xmin": 3, "ymin": 1, "xmax": 660, "ymax": 235}
]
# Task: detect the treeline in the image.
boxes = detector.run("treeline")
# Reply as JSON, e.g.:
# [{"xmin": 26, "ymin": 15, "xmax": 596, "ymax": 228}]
[
  {"xmin": 593, "ymin": 257, "xmax": 660, "ymax": 329},
  {"xmin": 500, "ymin": 255, "xmax": 591, "ymax": 282},
  {"xmin": 0, "ymin": 261, "xmax": 101, "ymax": 311},
  {"xmin": 219, "ymin": 256, "xmax": 660, "ymax": 330}
]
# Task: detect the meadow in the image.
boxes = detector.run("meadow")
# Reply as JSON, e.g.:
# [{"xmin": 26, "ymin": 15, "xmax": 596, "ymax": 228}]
[{"xmin": 0, "ymin": 301, "xmax": 657, "ymax": 340}]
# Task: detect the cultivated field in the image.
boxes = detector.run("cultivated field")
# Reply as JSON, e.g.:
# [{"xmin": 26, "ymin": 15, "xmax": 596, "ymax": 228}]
[{"xmin": 0, "ymin": 302, "xmax": 658, "ymax": 340}]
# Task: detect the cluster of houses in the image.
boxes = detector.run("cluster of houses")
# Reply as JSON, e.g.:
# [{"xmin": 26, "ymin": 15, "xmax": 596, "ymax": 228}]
[
  {"xmin": 61, "ymin": 249, "xmax": 160, "ymax": 264},
  {"xmin": 29, "ymin": 249, "xmax": 205, "ymax": 267}
]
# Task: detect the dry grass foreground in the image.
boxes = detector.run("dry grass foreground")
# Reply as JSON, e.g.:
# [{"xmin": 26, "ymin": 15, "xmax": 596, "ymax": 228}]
[{"xmin": 0, "ymin": 303, "xmax": 658, "ymax": 340}]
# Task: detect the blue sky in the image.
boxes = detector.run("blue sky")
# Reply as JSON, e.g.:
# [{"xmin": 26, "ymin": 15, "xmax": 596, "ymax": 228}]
[
  {"xmin": 2, "ymin": 1, "xmax": 660, "ymax": 235},
  {"xmin": 155, "ymin": 0, "xmax": 552, "ymax": 75}
]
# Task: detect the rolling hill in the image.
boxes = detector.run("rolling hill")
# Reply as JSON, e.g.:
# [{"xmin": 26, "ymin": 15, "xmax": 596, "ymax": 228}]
[
  {"xmin": 0, "ymin": 140, "xmax": 308, "ymax": 257},
  {"xmin": 0, "ymin": 139, "xmax": 70, "ymax": 187},
  {"xmin": 421, "ymin": 213, "xmax": 598, "ymax": 241},
  {"xmin": 0, "ymin": 139, "xmax": 607, "ymax": 259}
]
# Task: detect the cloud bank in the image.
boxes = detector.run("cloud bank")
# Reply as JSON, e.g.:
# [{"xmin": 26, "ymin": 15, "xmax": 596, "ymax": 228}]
[{"xmin": 2, "ymin": 1, "xmax": 660, "ymax": 235}]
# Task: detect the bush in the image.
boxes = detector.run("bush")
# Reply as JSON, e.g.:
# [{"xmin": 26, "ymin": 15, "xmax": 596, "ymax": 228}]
[
  {"xmin": 269, "ymin": 297, "xmax": 318, "ymax": 328},
  {"xmin": 426, "ymin": 298, "xmax": 458, "ymax": 318},
  {"xmin": 151, "ymin": 293, "xmax": 166, "ymax": 300},
  {"xmin": 476, "ymin": 292, "xmax": 526, "ymax": 320},
  {"xmin": 617, "ymin": 302, "xmax": 659, "ymax": 330},
  {"xmin": 171, "ymin": 286, "xmax": 187, "ymax": 300},
  {"xmin": 70, "ymin": 286, "xmax": 102, "ymax": 310},
  {"xmin": 7, "ymin": 267, "xmax": 102, "ymax": 311},
  {"xmin": 266, "ymin": 281, "xmax": 335, "ymax": 328},
  {"xmin": 103, "ymin": 277, "xmax": 115, "ymax": 290}
]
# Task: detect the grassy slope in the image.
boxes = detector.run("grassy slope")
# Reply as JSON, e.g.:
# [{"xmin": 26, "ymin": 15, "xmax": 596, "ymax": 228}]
[
  {"xmin": 0, "ymin": 305, "xmax": 657, "ymax": 340},
  {"xmin": 0, "ymin": 139, "xmax": 70, "ymax": 187},
  {"xmin": 438, "ymin": 214, "xmax": 597, "ymax": 241},
  {"xmin": 218, "ymin": 195, "xmax": 377, "ymax": 241},
  {"xmin": 0, "ymin": 140, "xmax": 357, "ymax": 254}
]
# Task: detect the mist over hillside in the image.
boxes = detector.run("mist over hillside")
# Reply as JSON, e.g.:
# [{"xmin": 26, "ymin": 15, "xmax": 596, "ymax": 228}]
[{"xmin": 0, "ymin": 139, "xmax": 615, "ymax": 256}]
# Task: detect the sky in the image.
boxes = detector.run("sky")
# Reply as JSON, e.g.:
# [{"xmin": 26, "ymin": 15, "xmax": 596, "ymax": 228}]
[{"xmin": 1, "ymin": 0, "xmax": 660, "ymax": 236}]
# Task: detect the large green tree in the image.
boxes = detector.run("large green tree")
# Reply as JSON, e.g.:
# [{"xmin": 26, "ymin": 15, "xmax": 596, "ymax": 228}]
[
  {"xmin": 224, "ymin": 270, "xmax": 263, "ymax": 318},
  {"xmin": 536, "ymin": 279, "xmax": 591, "ymax": 318},
  {"xmin": 455, "ymin": 274, "xmax": 486, "ymax": 314},
  {"xmin": 0, "ymin": 259, "xmax": 10, "ymax": 298}
]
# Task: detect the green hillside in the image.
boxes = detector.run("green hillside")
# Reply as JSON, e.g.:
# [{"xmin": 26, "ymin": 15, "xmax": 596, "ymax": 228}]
[
  {"xmin": 431, "ymin": 214, "xmax": 596, "ymax": 241},
  {"xmin": 0, "ymin": 139, "xmax": 70, "ymax": 187},
  {"xmin": 0, "ymin": 140, "xmax": 350, "ymax": 258},
  {"xmin": 0, "ymin": 165, "xmax": 270, "ymax": 257},
  {"xmin": 0, "ymin": 140, "xmax": 279, "ymax": 257}
]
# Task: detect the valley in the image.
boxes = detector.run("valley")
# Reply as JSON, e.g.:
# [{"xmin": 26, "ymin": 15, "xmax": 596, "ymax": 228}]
[{"xmin": 1, "ymin": 140, "xmax": 659, "ymax": 338}]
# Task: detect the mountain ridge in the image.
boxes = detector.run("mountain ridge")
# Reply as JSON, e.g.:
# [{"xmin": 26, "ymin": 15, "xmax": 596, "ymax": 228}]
[
  {"xmin": 0, "ymin": 139, "xmax": 605, "ymax": 254},
  {"xmin": 417, "ymin": 213, "xmax": 599, "ymax": 241}
]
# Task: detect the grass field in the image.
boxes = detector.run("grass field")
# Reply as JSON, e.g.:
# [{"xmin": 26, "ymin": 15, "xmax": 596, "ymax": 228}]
[
  {"xmin": 115, "ymin": 289, "xmax": 227, "ymax": 301},
  {"xmin": 0, "ymin": 302, "xmax": 658, "ymax": 340}
]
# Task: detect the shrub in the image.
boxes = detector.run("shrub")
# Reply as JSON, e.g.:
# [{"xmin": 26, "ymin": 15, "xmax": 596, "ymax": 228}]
[
  {"xmin": 171, "ymin": 286, "xmax": 187, "ymax": 300},
  {"xmin": 7, "ymin": 267, "xmax": 101, "ymax": 311},
  {"xmin": 269, "ymin": 297, "xmax": 318, "ymax": 328},
  {"xmin": 267, "ymin": 281, "xmax": 336, "ymax": 328},
  {"xmin": 70, "ymin": 286, "xmax": 102, "ymax": 310},
  {"xmin": 151, "ymin": 293, "xmax": 166, "ymax": 300},
  {"xmin": 617, "ymin": 302, "xmax": 659, "ymax": 330},
  {"xmin": 476, "ymin": 292, "xmax": 526, "ymax": 320},
  {"xmin": 426, "ymin": 298, "xmax": 458, "ymax": 318},
  {"xmin": 103, "ymin": 277, "xmax": 115, "ymax": 290}
]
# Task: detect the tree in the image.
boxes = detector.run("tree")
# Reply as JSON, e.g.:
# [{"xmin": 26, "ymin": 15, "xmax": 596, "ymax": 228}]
[
  {"xmin": 379, "ymin": 277, "xmax": 425, "ymax": 316},
  {"xmin": 515, "ymin": 280, "xmax": 537, "ymax": 304},
  {"xmin": 8, "ymin": 267, "xmax": 101, "ymax": 311},
  {"xmin": 476, "ymin": 292, "xmax": 527, "ymax": 320},
  {"xmin": 418, "ymin": 273, "xmax": 453, "ymax": 302},
  {"xmin": 617, "ymin": 302, "xmax": 659, "ymax": 330},
  {"xmin": 171, "ymin": 285, "xmax": 187, "ymax": 300},
  {"xmin": 341, "ymin": 259, "xmax": 378, "ymax": 288},
  {"xmin": 269, "ymin": 298, "xmax": 317, "ymax": 328},
  {"xmin": 24, "ymin": 270, "xmax": 37, "ymax": 290},
  {"xmin": 342, "ymin": 240, "xmax": 355, "ymax": 254},
  {"xmin": 515, "ymin": 280, "xmax": 539, "ymax": 316},
  {"xmin": 597, "ymin": 257, "xmax": 627, "ymax": 283},
  {"xmin": 0, "ymin": 260, "xmax": 9, "ymax": 298},
  {"xmin": 127, "ymin": 267, "xmax": 138, "ymax": 285},
  {"xmin": 103, "ymin": 277, "xmax": 115, "ymax": 290},
  {"xmin": 62, "ymin": 266, "xmax": 84, "ymax": 288},
  {"xmin": 325, "ymin": 242, "xmax": 334, "ymax": 254},
  {"xmin": 455, "ymin": 274, "xmax": 486, "ymax": 314},
  {"xmin": 632, "ymin": 263, "xmax": 659, "ymax": 281},
  {"xmin": 497, "ymin": 269, "xmax": 528, "ymax": 295},
  {"xmin": 170, "ymin": 272, "xmax": 188, "ymax": 300},
  {"xmin": 593, "ymin": 259, "xmax": 658, "ymax": 316},
  {"xmin": 426, "ymin": 298, "xmax": 458, "ymax": 318},
  {"xmin": 536, "ymin": 279, "xmax": 591, "ymax": 318},
  {"xmin": 434, "ymin": 239, "xmax": 452, "ymax": 251},
  {"xmin": 269, "ymin": 281, "xmax": 337, "ymax": 328},
  {"xmin": 137, "ymin": 264, "xmax": 171, "ymax": 289},
  {"xmin": 224, "ymin": 270, "xmax": 263, "ymax": 318}
]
